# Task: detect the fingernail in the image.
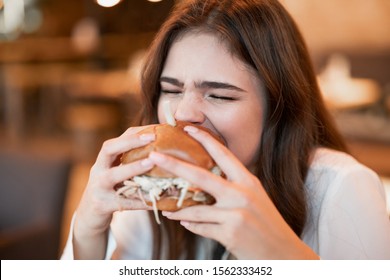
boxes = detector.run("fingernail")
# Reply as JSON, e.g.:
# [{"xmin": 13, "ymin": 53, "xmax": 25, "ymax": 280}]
[
  {"xmin": 139, "ymin": 133, "xmax": 155, "ymax": 142},
  {"xmin": 184, "ymin": 126, "xmax": 199, "ymax": 133},
  {"xmin": 141, "ymin": 158, "xmax": 154, "ymax": 168}
]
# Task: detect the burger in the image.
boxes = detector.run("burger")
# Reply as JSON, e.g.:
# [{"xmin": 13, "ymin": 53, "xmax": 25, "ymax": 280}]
[{"xmin": 116, "ymin": 121, "xmax": 223, "ymax": 223}]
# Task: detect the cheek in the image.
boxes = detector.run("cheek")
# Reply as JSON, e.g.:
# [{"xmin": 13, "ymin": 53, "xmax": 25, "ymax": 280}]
[
  {"xmin": 227, "ymin": 124, "xmax": 262, "ymax": 167},
  {"xmin": 157, "ymin": 100, "xmax": 165, "ymax": 123},
  {"xmin": 215, "ymin": 109, "xmax": 263, "ymax": 167}
]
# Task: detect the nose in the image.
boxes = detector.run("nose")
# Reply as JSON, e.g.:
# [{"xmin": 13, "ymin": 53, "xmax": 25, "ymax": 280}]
[{"xmin": 173, "ymin": 94, "xmax": 205, "ymax": 125}]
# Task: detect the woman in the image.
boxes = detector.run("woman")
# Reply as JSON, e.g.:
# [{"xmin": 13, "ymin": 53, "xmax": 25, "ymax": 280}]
[{"xmin": 62, "ymin": 0, "xmax": 390, "ymax": 259}]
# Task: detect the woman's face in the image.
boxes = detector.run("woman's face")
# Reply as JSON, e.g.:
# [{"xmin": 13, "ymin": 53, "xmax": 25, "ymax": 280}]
[{"xmin": 157, "ymin": 32, "xmax": 265, "ymax": 168}]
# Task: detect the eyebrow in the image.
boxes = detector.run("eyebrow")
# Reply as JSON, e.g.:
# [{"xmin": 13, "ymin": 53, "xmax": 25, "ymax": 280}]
[{"xmin": 160, "ymin": 76, "xmax": 246, "ymax": 92}]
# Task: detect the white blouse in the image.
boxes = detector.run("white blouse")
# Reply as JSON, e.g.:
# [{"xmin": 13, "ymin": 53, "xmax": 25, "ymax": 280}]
[{"xmin": 61, "ymin": 148, "xmax": 390, "ymax": 259}]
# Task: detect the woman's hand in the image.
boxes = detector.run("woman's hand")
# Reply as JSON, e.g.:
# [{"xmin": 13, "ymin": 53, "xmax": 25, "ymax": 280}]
[
  {"xmin": 73, "ymin": 126, "xmax": 155, "ymax": 259},
  {"xmin": 148, "ymin": 125, "xmax": 318, "ymax": 259}
]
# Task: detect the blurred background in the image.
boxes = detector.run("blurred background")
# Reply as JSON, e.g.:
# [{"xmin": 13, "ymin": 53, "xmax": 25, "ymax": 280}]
[{"xmin": 0, "ymin": 0, "xmax": 389, "ymax": 259}]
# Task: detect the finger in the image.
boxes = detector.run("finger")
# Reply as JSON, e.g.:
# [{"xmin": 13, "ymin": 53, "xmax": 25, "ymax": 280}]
[
  {"xmin": 163, "ymin": 206, "xmax": 229, "ymax": 243},
  {"xmin": 180, "ymin": 221, "xmax": 221, "ymax": 241},
  {"xmin": 94, "ymin": 132, "xmax": 155, "ymax": 170},
  {"xmin": 121, "ymin": 125, "xmax": 156, "ymax": 136},
  {"xmin": 184, "ymin": 126, "xmax": 251, "ymax": 183},
  {"xmin": 148, "ymin": 151, "xmax": 229, "ymax": 199},
  {"xmin": 162, "ymin": 205, "xmax": 226, "ymax": 224},
  {"xmin": 97, "ymin": 158, "xmax": 155, "ymax": 190}
]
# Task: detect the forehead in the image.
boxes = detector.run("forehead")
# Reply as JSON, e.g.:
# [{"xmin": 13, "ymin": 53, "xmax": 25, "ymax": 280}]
[{"xmin": 162, "ymin": 32, "xmax": 257, "ymax": 84}]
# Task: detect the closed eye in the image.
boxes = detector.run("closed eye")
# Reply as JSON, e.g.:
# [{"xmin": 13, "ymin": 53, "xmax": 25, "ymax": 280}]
[
  {"xmin": 207, "ymin": 94, "xmax": 236, "ymax": 101},
  {"xmin": 161, "ymin": 90, "xmax": 182, "ymax": 95}
]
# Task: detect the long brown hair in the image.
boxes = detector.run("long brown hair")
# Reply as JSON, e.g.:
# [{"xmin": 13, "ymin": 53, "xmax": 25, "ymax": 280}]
[{"xmin": 138, "ymin": 0, "xmax": 347, "ymax": 259}]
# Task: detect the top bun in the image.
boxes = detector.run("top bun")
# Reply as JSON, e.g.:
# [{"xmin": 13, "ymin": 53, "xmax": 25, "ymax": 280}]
[{"xmin": 121, "ymin": 121, "xmax": 222, "ymax": 178}]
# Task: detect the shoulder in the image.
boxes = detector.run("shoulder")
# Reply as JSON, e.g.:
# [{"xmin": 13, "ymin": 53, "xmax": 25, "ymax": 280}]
[
  {"xmin": 306, "ymin": 147, "xmax": 385, "ymax": 203},
  {"xmin": 317, "ymin": 146, "xmax": 383, "ymax": 193},
  {"xmin": 307, "ymin": 147, "xmax": 382, "ymax": 193},
  {"xmin": 304, "ymin": 148, "xmax": 390, "ymax": 259},
  {"xmin": 310, "ymin": 147, "xmax": 373, "ymax": 175}
]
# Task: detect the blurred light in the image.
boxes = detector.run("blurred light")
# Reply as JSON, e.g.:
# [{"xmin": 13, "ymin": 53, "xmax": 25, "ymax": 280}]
[
  {"xmin": 2, "ymin": 0, "xmax": 24, "ymax": 34},
  {"xmin": 96, "ymin": 0, "xmax": 122, "ymax": 8},
  {"xmin": 147, "ymin": 0, "xmax": 163, "ymax": 2},
  {"xmin": 318, "ymin": 54, "xmax": 380, "ymax": 110},
  {"xmin": 71, "ymin": 18, "xmax": 100, "ymax": 54},
  {"xmin": 23, "ymin": 7, "xmax": 42, "ymax": 33}
]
